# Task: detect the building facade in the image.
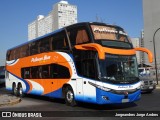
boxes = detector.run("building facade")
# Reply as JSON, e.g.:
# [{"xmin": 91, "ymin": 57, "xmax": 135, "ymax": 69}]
[
  {"xmin": 130, "ymin": 38, "xmax": 141, "ymax": 64},
  {"xmin": 143, "ymin": 0, "xmax": 160, "ymax": 67},
  {"xmin": 28, "ymin": 0, "xmax": 77, "ymax": 40}
]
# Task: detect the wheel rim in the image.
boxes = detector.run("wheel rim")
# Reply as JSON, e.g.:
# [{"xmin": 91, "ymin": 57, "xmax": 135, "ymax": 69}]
[
  {"xmin": 66, "ymin": 90, "xmax": 73, "ymax": 103},
  {"xmin": 19, "ymin": 87, "xmax": 23, "ymax": 96}
]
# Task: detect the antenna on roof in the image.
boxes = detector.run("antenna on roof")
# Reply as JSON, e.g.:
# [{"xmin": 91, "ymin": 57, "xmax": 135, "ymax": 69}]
[{"xmin": 96, "ymin": 14, "xmax": 99, "ymax": 22}]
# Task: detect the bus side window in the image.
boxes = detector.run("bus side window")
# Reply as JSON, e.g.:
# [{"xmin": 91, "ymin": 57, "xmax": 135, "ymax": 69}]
[
  {"xmin": 74, "ymin": 51, "xmax": 98, "ymax": 80},
  {"xmin": 9, "ymin": 50, "xmax": 15, "ymax": 60},
  {"xmin": 51, "ymin": 64, "xmax": 70, "ymax": 79},
  {"xmin": 81, "ymin": 59, "xmax": 97, "ymax": 79},
  {"xmin": 21, "ymin": 45, "xmax": 30, "ymax": 57},
  {"xmin": 41, "ymin": 65, "xmax": 50, "ymax": 79},
  {"xmin": 67, "ymin": 26, "xmax": 90, "ymax": 47},
  {"xmin": 39, "ymin": 38, "xmax": 50, "ymax": 53},
  {"xmin": 76, "ymin": 29, "xmax": 89, "ymax": 44},
  {"xmin": 15, "ymin": 47, "xmax": 21, "ymax": 59},
  {"xmin": 31, "ymin": 67, "xmax": 39, "ymax": 79},
  {"xmin": 6, "ymin": 50, "xmax": 11, "ymax": 61},
  {"xmin": 21, "ymin": 68, "xmax": 30, "ymax": 79},
  {"xmin": 29, "ymin": 41, "xmax": 39, "ymax": 55},
  {"xmin": 52, "ymin": 31, "xmax": 69, "ymax": 51}
]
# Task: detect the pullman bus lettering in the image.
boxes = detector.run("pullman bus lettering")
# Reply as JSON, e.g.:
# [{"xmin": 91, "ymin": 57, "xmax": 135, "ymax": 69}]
[{"xmin": 31, "ymin": 55, "xmax": 51, "ymax": 62}]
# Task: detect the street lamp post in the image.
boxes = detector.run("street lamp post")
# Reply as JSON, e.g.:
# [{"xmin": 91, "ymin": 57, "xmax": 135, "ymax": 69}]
[{"xmin": 153, "ymin": 28, "xmax": 160, "ymax": 85}]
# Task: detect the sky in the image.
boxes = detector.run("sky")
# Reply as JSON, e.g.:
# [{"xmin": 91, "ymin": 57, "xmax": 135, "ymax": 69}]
[{"xmin": 0, "ymin": 0, "xmax": 143, "ymax": 66}]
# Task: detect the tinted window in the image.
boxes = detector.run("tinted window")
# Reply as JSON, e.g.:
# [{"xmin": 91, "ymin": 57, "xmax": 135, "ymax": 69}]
[
  {"xmin": 39, "ymin": 38, "xmax": 51, "ymax": 53},
  {"xmin": 9, "ymin": 50, "xmax": 15, "ymax": 60},
  {"xmin": 40, "ymin": 65, "xmax": 50, "ymax": 79},
  {"xmin": 31, "ymin": 66, "xmax": 39, "ymax": 79},
  {"xmin": 21, "ymin": 67, "xmax": 30, "ymax": 79},
  {"xmin": 29, "ymin": 41, "xmax": 39, "ymax": 55},
  {"xmin": 21, "ymin": 64, "xmax": 70, "ymax": 79},
  {"xmin": 51, "ymin": 64, "xmax": 70, "ymax": 79},
  {"xmin": 82, "ymin": 59, "xmax": 97, "ymax": 79},
  {"xmin": 67, "ymin": 26, "xmax": 90, "ymax": 47},
  {"xmin": 74, "ymin": 50, "xmax": 98, "ymax": 79},
  {"xmin": 6, "ymin": 50, "xmax": 11, "ymax": 61},
  {"xmin": 21, "ymin": 45, "xmax": 30, "ymax": 57},
  {"xmin": 52, "ymin": 31, "xmax": 69, "ymax": 50}
]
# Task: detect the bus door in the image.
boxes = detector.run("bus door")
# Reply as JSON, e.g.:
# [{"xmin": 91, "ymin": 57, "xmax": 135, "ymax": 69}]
[
  {"xmin": 74, "ymin": 50, "xmax": 98, "ymax": 102},
  {"xmin": 76, "ymin": 78, "xmax": 83, "ymax": 100},
  {"xmin": 76, "ymin": 78, "xmax": 96, "ymax": 102}
]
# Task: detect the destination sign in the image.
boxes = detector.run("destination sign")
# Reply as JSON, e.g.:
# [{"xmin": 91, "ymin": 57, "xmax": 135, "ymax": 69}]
[{"xmin": 91, "ymin": 25, "xmax": 128, "ymax": 41}]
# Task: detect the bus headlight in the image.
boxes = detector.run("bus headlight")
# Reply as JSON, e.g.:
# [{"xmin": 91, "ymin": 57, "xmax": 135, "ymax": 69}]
[
  {"xmin": 100, "ymin": 86, "xmax": 111, "ymax": 92},
  {"xmin": 88, "ymin": 81, "xmax": 111, "ymax": 92}
]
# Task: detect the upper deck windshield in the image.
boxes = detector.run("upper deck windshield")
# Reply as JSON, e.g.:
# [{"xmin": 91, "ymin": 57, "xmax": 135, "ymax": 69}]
[
  {"xmin": 90, "ymin": 25, "xmax": 133, "ymax": 49},
  {"xmin": 99, "ymin": 54, "xmax": 139, "ymax": 84}
]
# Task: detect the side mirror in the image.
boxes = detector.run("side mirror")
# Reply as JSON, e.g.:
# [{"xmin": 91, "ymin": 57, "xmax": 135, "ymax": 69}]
[{"xmin": 135, "ymin": 47, "xmax": 153, "ymax": 63}]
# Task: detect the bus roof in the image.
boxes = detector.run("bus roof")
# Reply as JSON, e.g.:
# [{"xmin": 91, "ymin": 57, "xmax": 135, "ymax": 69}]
[
  {"xmin": 7, "ymin": 22, "xmax": 124, "ymax": 51},
  {"xmin": 7, "ymin": 28, "xmax": 64, "ymax": 51}
]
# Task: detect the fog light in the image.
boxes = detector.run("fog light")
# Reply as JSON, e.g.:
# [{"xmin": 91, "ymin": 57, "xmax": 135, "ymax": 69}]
[{"xmin": 102, "ymin": 96, "xmax": 109, "ymax": 100}]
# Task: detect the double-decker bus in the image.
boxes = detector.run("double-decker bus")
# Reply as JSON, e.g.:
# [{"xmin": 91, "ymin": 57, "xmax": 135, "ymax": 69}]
[{"xmin": 6, "ymin": 22, "xmax": 153, "ymax": 106}]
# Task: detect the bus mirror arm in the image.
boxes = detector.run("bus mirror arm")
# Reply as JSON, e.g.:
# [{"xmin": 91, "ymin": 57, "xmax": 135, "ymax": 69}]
[
  {"xmin": 135, "ymin": 47, "xmax": 153, "ymax": 63},
  {"xmin": 75, "ymin": 43, "xmax": 105, "ymax": 60}
]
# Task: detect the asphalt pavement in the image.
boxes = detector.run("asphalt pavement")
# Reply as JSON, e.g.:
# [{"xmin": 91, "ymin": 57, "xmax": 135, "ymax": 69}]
[
  {"xmin": 0, "ymin": 84, "xmax": 21, "ymax": 107},
  {"xmin": 0, "ymin": 83, "xmax": 160, "ymax": 108}
]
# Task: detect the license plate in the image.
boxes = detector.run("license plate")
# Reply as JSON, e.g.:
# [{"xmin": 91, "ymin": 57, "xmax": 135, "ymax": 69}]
[
  {"xmin": 149, "ymin": 86, "xmax": 153, "ymax": 89},
  {"xmin": 122, "ymin": 99, "xmax": 129, "ymax": 103}
]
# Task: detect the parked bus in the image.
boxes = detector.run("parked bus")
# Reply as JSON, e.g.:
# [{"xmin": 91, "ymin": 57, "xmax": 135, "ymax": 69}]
[{"xmin": 5, "ymin": 22, "xmax": 153, "ymax": 106}]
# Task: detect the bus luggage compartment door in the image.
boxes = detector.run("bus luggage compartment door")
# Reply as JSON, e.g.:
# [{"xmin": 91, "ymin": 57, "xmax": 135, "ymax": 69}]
[{"xmin": 76, "ymin": 78, "xmax": 84, "ymax": 101}]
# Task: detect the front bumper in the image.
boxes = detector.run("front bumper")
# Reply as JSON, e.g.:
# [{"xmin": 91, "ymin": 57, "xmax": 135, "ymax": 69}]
[
  {"xmin": 96, "ymin": 88, "xmax": 141, "ymax": 104},
  {"xmin": 141, "ymin": 84, "xmax": 156, "ymax": 91}
]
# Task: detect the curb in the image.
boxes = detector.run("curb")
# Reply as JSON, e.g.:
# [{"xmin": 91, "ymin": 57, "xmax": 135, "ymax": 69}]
[{"xmin": 0, "ymin": 94, "xmax": 21, "ymax": 107}]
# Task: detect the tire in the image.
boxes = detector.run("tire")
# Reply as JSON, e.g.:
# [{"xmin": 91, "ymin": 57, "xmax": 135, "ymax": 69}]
[
  {"xmin": 17, "ymin": 84, "xmax": 24, "ymax": 98},
  {"xmin": 64, "ymin": 86, "xmax": 77, "ymax": 106},
  {"xmin": 12, "ymin": 83, "xmax": 17, "ymax": 96}
]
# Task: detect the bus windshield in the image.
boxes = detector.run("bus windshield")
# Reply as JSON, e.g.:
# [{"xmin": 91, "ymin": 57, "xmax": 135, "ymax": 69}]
[
  {"xmin": 100, "ymin": 54, "xmax": 139, "ymax": 84},
  {"xmin": 91, "ymin": 25, "xmax": 132, "ymax": 49}
]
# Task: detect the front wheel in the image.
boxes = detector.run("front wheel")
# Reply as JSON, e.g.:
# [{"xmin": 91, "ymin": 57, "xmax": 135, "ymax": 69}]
[{"xmin": 64, "ymin": 86, "xmax": 77, "ymax": 106}]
